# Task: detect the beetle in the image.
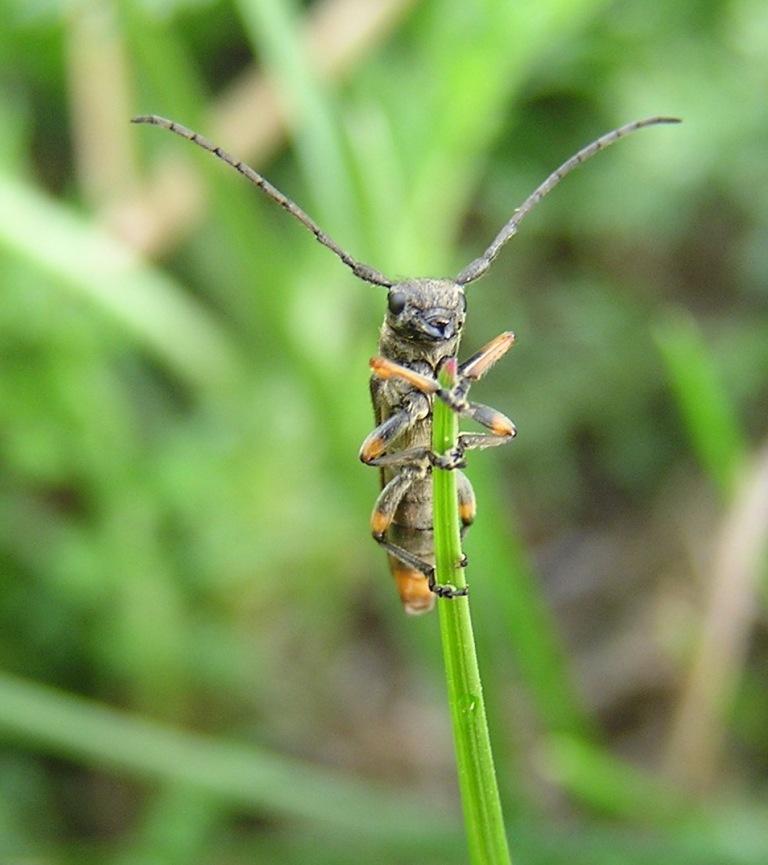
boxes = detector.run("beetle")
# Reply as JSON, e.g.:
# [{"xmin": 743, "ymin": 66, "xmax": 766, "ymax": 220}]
[{"xmin": 132, "ymin": 113, "xmax": 679, "ymax": 613}]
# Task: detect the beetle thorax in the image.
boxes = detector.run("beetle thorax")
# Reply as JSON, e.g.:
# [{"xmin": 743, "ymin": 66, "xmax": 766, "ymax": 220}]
[{"xmin": 378, "ymin": 278, "xmax": 466, "ymax": 368}]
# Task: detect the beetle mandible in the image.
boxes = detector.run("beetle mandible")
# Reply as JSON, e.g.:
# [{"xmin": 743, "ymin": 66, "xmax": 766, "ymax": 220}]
[{"xmin": 132, "ymin": 113, "xmax": 680, "ymax": 614}]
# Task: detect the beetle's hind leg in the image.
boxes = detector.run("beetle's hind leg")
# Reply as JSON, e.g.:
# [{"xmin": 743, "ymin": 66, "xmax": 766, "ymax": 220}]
[
  {"xmin": 453, "ymin": 469, "xmax": 476, "ymax": 568},
  {"xmin": 370, "ymin": 467, "xmax": 468, "ymax": 604},
  {"xmin": 370, "ymin": 465, "xmax": 431, "ymax": 574},
  {"xmin": 457, "ymin": 469, "xmax": 476, "ymax": 536}
]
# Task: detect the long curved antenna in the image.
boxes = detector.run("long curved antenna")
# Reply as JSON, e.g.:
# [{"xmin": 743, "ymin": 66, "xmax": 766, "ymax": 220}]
[
  {"xmin": 131, "ymin": 115, "xmax": 393, "ymax": 288},
  {"xmin": 455, "ymin": 116, "xmax": 681, "ymax": 286}
]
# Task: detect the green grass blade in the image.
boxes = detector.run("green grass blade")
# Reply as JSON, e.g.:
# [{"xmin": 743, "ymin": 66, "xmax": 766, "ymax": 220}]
[
  {"xmin": 467, "ymin": 472, "xmax": 592, "ymax": 739},
  {"xmin": 543, "ymin": 734, "xmax": 692, "ymax": 823},
  {"xmin": 655, "ymin": 312, "xmax": 748, "ymax": 497},
  {"xmin": 0, "ymin": 671, "xmax": 451, "ymax": 841},
  {"xmin": 233, "ymin": 0, "xmax": 358, "ymax": 241},
  {"xmin": 433, "ymin": 361, "xmax": 512, "ymax": 865},
  {"xmin": 387, "ymin": 0, "xmax": 611, "ymax": 273},
  {"xmin": 0, "ymin": 174, "xmax": 240, "ymax": 392}
]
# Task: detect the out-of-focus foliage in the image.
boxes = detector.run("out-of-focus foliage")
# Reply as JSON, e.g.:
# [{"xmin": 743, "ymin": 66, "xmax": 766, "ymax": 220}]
[{"xmin": 1, "ymin": 0, "xmax": 767, "ymax": 862}]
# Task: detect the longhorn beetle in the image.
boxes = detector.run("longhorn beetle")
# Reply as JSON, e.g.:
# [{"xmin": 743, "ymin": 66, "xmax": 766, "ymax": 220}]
[{"xmin": 132, "ymin": 113, "xmax": 679, "ymax": 614}]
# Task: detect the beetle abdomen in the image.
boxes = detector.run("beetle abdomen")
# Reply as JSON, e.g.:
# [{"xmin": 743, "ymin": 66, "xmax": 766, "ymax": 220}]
[{"xmin": 390, "ymin": 561, "xmax": 434, "ymax": 615}]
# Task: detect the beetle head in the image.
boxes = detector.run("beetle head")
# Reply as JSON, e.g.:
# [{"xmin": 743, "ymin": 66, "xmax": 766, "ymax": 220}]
[{"xmin": 385, "ymin": 278, "xmax": 466, "ymax": 343}]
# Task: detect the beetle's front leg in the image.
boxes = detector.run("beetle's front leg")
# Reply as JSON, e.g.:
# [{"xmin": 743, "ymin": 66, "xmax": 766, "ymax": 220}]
[
  {"xmin": 448, "ymin": 331, "xmax": 518, "ymax": 460},
  {"xmin": 370, "ymin": 331, "xmax": 515, "ymax": 407},
  {"xmin": 370, "ymin": 333, "xmax": 517, "ymax": 469},
  {"xmin": 456, "ymin": 331, "xmax": 515, "ymax": 391}
]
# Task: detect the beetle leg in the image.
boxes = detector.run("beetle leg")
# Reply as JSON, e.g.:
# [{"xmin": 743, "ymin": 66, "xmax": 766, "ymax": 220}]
[
  {"xmin": 458, "ymin": 399, "xmax": 516, "ymax": 454},
  {"xmin": 454, "ymin": 469, "xmax": 475, "ymax": 568},
  {"xmin": 459, "ymin": 401, "xmax": 517, "ymax": 442},
  {"xmin": 431, "ymin": 401, "xmax": 516, "ymax": 470},
  {"xmin": 456, "ymin": 331, "xmax": 515, "ymax": 389},
  {"xmin": 370, "ymin": 467, "xmax": 468, "ymax": 602},
  {"xmin": 369, "ymin": 357, "xmax": 439, "ymax": 394},
  {"xmin": 457, "ymin": 430, "xmax": 513, "ymax": 453},
  {"xmin": 362, "ymin": 446, "xmax": 433, "ymax": 468},
  {"xmin": 435, "ymin": 332, "xmax": 516, "ymax": 410},
  {"xmin": 451, "ymin": 401, "xmax": 516, "ymax": 465},
  {"xmin": 456, "ymin": 469, "xmax": 476, "ymax": 535},
  {"xmin": 359, "ymin": 393, "xmax": 429, "ymax": 466},
  {"xmin": 371, "ymin": 332, "xmax": 516, "ymax": 424}
]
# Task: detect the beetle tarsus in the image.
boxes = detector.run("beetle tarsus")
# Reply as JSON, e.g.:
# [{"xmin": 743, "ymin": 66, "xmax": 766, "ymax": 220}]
[{"xmin": 431, "ymin": 583, "xmax": 469, "ymax": 599}]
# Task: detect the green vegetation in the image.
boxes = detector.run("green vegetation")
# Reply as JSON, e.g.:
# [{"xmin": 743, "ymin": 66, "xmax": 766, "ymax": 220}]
[
  {"xmin": 433, "ymin": 359, "xmax": 512, "ymax": 865},
  {"xmin": 1, "ymin": 1, "xmax": 767, "ymax": 863}
]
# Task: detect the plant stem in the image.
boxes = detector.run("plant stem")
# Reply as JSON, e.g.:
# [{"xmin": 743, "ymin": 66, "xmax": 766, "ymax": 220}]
[{"xmin": 433, "ymin": 359, "xmax": 512, "ymax": 865}]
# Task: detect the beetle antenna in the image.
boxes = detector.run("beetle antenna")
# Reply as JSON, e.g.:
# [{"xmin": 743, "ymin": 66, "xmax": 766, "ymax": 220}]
[
  {"xmin": 131, "ymin": 115, "xmax": 394, "ymax": 288},
  {"xmin": 455, "ymin": 116, "xmax": 681, "ymax": 286}
]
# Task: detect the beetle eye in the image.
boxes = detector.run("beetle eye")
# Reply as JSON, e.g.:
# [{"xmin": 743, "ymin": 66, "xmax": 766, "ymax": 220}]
[{"xmin": 388, "ymin": 291, "xmax": 406, "ymax": 315}]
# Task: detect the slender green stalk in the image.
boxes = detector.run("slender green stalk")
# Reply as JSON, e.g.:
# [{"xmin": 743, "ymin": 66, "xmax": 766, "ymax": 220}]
[
  {"xmin": 654, "ymin": 312, "xmax": 748, "ymax": 498},
  {"xmin": 433, "ymin": 360, "xmax": 512, "ymax": 865}
]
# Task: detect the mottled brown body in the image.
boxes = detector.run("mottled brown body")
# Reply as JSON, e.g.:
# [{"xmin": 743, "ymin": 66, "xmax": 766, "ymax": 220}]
[
  {"xmin": 132, "ymin": 112, "xmax": 679, "ymax": 613},
  {"xmin": 368, "ymin": 279, "xmax": 464, "ymax": 613},
  {"xmin": 360, "ymin": 280, "xmax": 517, "ymax": 612}
]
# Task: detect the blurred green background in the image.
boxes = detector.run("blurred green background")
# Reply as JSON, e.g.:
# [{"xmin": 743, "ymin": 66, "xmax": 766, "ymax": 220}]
[{"xmin": 1, "ymin": 0, "xmax": 767, "ymax": 862}]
